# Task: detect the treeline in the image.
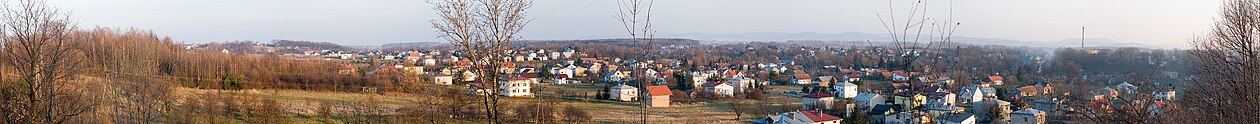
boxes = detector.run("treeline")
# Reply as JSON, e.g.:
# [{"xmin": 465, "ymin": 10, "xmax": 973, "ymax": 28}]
[
  {"xmin": 76, "ymin": 29, "xmax": 392, "ymax": 92},
  {"xmin": 273, "ymin": 39, "xmax": 349, "ymax": 50}
]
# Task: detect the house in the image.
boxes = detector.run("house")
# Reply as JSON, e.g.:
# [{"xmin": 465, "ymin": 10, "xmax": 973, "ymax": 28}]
[
  {"xmin": 959, "ymin": 86, "xmax": 983, "ymax": 103},
  {"xmin": 885, "ymin": 111, "xmax": 929, "ymax": 124},
  {"xmin": 434, "ymin": 74, "xmax": 454, "ymax": 85},
  {"xmin": 853, "ymin": 93, "xmax": 884, "ymax": 110},
  {"xmin": 1017, "ymin": 85, "xmax": 1041, "ymax": 96},
  {"xmin": 802, "ymin": 92, "xmax": 835, "ymax": 110},
  {"xmin": 646, "ymin": 86, "xmax": 672, "ymax": 107},
  {"xmin": 462, "ymin": 71, "xmax": 477, "ymax": 81},
  {"xmin": 761, "ymin": 110, "xmax": 844, "ymax": 124},
  {"xmin": 1034, "ymin": 83, "xmax": 1054, "ymax": 95},
  {"xmin": 987, "ymin": 76, "xmax": 1004, "ymax": 86},
  {"xmin": 833, "ymin": 81, "xmax": 858, "ymax": 98},
  {"xmin": 702, "ymin": 82, "xmax": 735, "ymax": 96},
  {"xmin": 1034, "ymin": 98, "xmax": 1058, "ymax": 114},
  {"xmin": 891, "ymin": 71, "xmax": 910, "ymax": 81},
  {"xmin": 925, "ymin": 92, "xmax": 958, "ymax": 108},
  {"xmin": 423, "ymin": 58, "xmax": 437, "ymax": 66},
  {"xmin": 728, "ymin": 77, "xmax": 754, "ymax": 92},
  {"xmin": 936, "ymin": 75, "xmax": 955, "ymax": 86},
  {"xmin": 518, "ymin": 73, "xmax": 540, "ymax": 83},
  {"xmin": 893, "ymin": 92, "xmax": 927, "ymax": 109},
  {"xmin": 866, "ymin": 104, "xmax": 903, "ymax": 124},
  {"xmin": 501, "ymin": 77, "xmax": 532, "ymax": 97},
  {"xmin": 813, "ymin": 76, "xmax": 834, "ymax": 87},
  {"xmin": 927, "ymin": 106, "xmax": 966, "ymax": 120},
  {"xmin": 604, "ymin": 70, "xmax": 631, "ymax": 82},
  {"xmin": 1153, "ymin": 90, "xmax": 1176, "ymax": 100},
  {"xmin": 844, "ymin": 74, "xmax": 862, "ymax": 82},
  {"xmin": 691, "ymin": 72, "xmax": 713, "ymax": 88},
  {"xmin": 1011, "ymin": 108, "xmax": 1047, "ymax": 124},
  {"xmin": 793, "ymin": 73, "xmax": 813, "ymax": 85},
  {"xmin": 469, "ymin": 83, "xmax": 490, "ymax": 95},
  {"xmin": 941, "ymin": 113, "xmax": 976, "ymax": 124},
  {"xmin": 338, "ymin": 64, "xmax": 357, "ymax": 75},
  {"xmin": 1117, "ymin": 82, "xmax": 1137, "ymax": 94},
  {"xmin": 644, "ymin": 69, "xmax": 659, "ymax": 79},
  {"xmin": 553, "ymin": 74, "xmax": 571, "ymax": 85},
  {"xmin": 609, "ymin": 84, "xmax": 639, "ymax": 101},
  {"xmin": 971, "ymin": 99, "xmax": 1012, "ymax": 123}
]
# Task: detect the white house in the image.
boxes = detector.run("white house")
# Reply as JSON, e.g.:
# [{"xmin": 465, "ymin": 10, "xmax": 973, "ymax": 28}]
[
  {"xmin": 834, "ymin": 81, "xmax": 858, "ymax": 98},
  {"xmin": 987, "ymin": 76, "xmax": 1005, "ymax": 86},
  {"xmin": 691, "ymin": 71, "xmax": 713, "ymax": 88},
  {"xmin": 462, "ymin": 71, "xmax": 477, "ymax": 81},
  {"xmin": 885, "ymin": 112, "xmax": 929, "ymax": 124},
  {"xmin": 728, "ymin": 77, "xmax": 754, "ymax": 92},
  {"xmin": 1011, "ymin": 108, "xmax": 1047, "ymax": 124},
  {"xmin": 423, "ymin": 58, "xmax": 437, "ymax": 66},
  {"xmin": 959, "ymin": 86, "xmax": 984, "ymax": 103},
  {"xmin": 926, "ymin": 92, "xmax": 958, "ymax": 108},
  {"xmin": 1154, "ymin": 90, "xmax": 1176, "ymax": 101},
  {"xmin": 609, "ymin": 84, "xmax": 639, "ymax": 101},
  {"xmin": 942, "ymin": 113, "xmax": 976, "ymax": 124},
  {"xmin": 793, "ymin": 73, "xmax": 813, "ymax": 85},
  {"xmin": 802, "ymin": 92, "xmax": 835, "ymax": 110},
  {"xmin": 434, "ymin": 74, "xmax": 454, "ymax": 85},
  {"xmin": 554, "ymin": 74, "xmax": 572, "ymax": 85},
  {"xmin": 853, "ymin": 93, "xmax": 884, "ymax": 110},
  {"xmin": 501, "ymin": 78, "xmax": 532, "ymax": 97},
  {"xmin": 844, "ymin": 74, "xmax": 862, "ymax": 82},
  {"xmin": 702, "ymin": 82, "xmax": 735, "ymax": 96},
  {"xmin": 604, "ymin": 70, "xmax": 631, "ymax": 82}
]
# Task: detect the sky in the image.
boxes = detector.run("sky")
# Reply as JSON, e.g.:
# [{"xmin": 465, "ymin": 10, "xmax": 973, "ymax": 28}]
[{"xmin": 49, "ymin": 0, "xmax": 1221, "ymax": 47}]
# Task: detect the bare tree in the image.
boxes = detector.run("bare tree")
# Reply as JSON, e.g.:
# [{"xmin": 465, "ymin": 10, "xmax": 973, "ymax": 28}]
[
  {"xmin": 0, "ymin": 0, "xmax": 97, "ymax": 123},
  {"xmin": 84, "ymin": 28, "xmax": 176, "ymax": 123},
  {"xmin": 615, "ymin": 0, "xmax": 655, "ymax": 123},
  {"xmin": 874, "ymin": 0, "xmax": 960, "ymax": 73},
  {"xmin": 1184, "ymin": 0, "xmax": 1260, "ymax": 123},
  {"xmin": 431, "ymin": 0, "xmax": 532, "ymax": 123}
]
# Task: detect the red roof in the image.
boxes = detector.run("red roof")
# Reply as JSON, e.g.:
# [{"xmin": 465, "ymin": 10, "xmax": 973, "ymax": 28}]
[
  {"xmin": 726, "ymin": 70, "xmax": 741, "ymax": 76},
  {"xmin": 499, "ymin": 62, "xmax": 515, "ymax": 68},
  {"xmin": 800, "ymin": 110, "xmax": 842, "ymax": 122},
  {"xmin": 470, "ymin": 83, "xmax": 489, "ymax": 89},
  {"xmin": 555, "ymin": 74, "xmax": 569, "ymax": 79},
  {"xmin": 647, "ymin": 86, "xmax": 673, "ymax": 96},
  {"xmin": 803, "ymin": 91, "xmax": 833, "ymax": 98},
  {"xmin": 794, "ymin": 73, "xmax": 812, "ymax": 79},
  {"xmin": 518, "ymin": 73, "xmax": 538, "ymax": 78},
  {"xmin": 509, "ymin": 76, "xmax": 530, "ymax": 81},
  {"xmin": 454, "ymin": 60, "xmax": 473, "ymax": 66},
  {"xmin": 988, "ymin": 76, "xmax": 1004, "ymax": 82},
  {"xmin": 408, "ymin": 51, "xmax": 421, "ymax": 57}
]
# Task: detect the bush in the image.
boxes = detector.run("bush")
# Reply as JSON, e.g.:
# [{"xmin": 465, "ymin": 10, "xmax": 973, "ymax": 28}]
[
  {"xmin": 513, "ymin": 103, "xmax": 556, "ymax": 123},
  {"xmin": 560, "ymin": 105, "xmax": 591, "ymax": 123}
]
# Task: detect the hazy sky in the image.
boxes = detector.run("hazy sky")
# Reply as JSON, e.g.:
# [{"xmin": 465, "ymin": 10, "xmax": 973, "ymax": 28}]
[{"xmin": 50, "ymin": 0, "xmax": 1220, "ymax": 47}]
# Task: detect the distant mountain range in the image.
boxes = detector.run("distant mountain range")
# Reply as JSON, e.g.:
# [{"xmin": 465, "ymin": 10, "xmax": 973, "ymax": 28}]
[{"xmin": 662, "ymin": 32, "xmax": 1182, "ymax": 49}]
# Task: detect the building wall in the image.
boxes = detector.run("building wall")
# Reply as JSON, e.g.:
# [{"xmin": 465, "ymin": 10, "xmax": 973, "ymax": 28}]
[
  {"xmin": 649, "ymin": 95, "xmax": 670, "ymax": 107},
  {"xmin": 1011, "ymin": 113, "xmax": 1045, "ymax": 124}
]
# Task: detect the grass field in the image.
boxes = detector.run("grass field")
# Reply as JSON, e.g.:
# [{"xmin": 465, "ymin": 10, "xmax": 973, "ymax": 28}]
[{"xmin": 173, "ymin": 81, "xmax": 803, "ymax": 123}]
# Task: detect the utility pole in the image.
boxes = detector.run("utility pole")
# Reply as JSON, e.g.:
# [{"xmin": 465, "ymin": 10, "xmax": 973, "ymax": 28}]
[{"xmin": 1081, "ymin": 27, "xmax": 1085, "ymax": 48}]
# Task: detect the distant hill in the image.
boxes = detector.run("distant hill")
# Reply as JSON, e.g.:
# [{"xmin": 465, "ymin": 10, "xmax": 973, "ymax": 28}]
[
  {"xmin": 273, "ymin": 40, "xmax": 349, "ymax": 50},
  {"xmin": 520, "ymin": 38, "xmax": 701, "ymax": 46},
  {"xmin": 663, "ymin": 32, "xmax": 1181, "ymax": 49}
]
